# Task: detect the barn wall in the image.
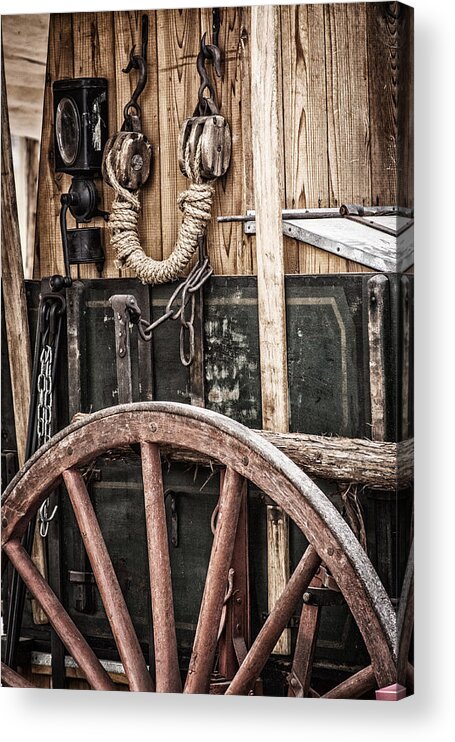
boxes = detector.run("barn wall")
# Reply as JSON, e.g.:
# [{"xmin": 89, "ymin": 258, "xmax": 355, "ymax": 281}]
[{"xmin": 33, "ymin": 3, "xmax": 413, "ymax": 281}]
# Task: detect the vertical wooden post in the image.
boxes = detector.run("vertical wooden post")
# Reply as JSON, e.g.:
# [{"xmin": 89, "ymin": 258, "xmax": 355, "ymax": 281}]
[
  {"xmin": 2, "ymin": 53, "xmax": 48, "ymax": 626},
  {"xmin": 367, "ymin": 275, "xmax": 389, "ymax": 441},
  {"xmin": 25, "ymin": 138, "xmax": 40, "ymax": 280},
  {"xmin": 400, "ymin": 276, "xmax": 410, "ymax": 440},
  {"xmin": 1, "ymin": 53, "xmax": 32, "ymax": 468},
  {"xmin": 251, "ymin": 4, "xmax": 290, "ymax": 655}
]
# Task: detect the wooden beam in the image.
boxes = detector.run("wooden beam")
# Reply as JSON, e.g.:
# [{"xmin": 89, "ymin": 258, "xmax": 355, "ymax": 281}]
[
  {"xmin": 367, "ymin": 275, "xmax": 389, "ymax": 441},
  {"xmin": 2, "ymin": 52, "xmax": 48, "ymax": 626},
  {"xmin": 1, "ymin": 14, "xmax": 49, "ymax": 140},
  {"xmin": 1, "ymin": 52, "xmax": 32, "ymax": 468},
  {"xmin": 25, "ymin": 138, "xmax": 40, "ymax": 280},
  {"xmin": 55, "ymin": 414, "xmax": 414, "ymax": 491},
  {"xmin": 251, "ymin": 4, "xmax": 290, "ymax": 655}
]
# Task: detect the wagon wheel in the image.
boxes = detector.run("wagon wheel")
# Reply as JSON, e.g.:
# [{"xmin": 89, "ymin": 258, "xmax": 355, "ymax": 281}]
[{"xmin": 1, "ymin": 402, "xmax": 397, "ymax": 696}]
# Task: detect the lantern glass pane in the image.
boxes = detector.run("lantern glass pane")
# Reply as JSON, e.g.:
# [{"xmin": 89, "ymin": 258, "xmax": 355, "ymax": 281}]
[{"xmin": 56, "ymin": 97, "xmax": 80, "ymax": 167}]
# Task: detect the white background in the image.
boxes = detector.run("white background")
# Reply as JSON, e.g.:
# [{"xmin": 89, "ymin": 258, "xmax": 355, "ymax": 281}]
[{"xmin": 1, "ymin": 0, "xmax": 453, "ymax": 740}]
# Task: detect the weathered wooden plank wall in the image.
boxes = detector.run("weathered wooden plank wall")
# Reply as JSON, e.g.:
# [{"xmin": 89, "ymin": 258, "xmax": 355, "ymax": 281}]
[{"xmin": 33, "ymin": 3, "xmax": 413, "ymax": 280}]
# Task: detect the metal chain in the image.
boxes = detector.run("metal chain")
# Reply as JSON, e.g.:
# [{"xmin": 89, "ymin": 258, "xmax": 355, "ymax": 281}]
[
  {"xmin": 37, "ymin": 343, "xmax": 58, "ymax": 537},
  {"xmin": 137, "ymin": 238, "xmax": 213, "ymax": 366}
]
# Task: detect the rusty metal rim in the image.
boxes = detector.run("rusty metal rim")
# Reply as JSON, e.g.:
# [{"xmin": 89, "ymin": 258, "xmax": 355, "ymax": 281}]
[{"xmin": 1, "ymin": 402, "xmax": 397, "ymax": 687}]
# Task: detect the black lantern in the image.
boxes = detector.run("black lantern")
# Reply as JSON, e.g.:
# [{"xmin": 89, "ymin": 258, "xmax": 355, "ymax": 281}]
[
  {"xmin": 51, "ymin": 78, "xmax": 109, "ymax": 290},
  {"xmin": 53, "ymin": 78, "xmax": 108, "ymax": 174}
]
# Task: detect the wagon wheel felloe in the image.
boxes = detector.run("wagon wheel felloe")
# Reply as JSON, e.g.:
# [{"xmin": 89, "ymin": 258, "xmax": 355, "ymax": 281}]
[{"xmin": 1, "ymin": 402, "xmax": 398, "ymax": 696}]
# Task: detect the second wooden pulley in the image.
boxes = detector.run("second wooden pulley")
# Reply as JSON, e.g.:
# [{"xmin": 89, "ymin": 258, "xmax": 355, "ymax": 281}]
[
  {"xmin": 178, "ymin": 114, "xmax": 231, "ymax": 180},
  {"xmin": 102, "ymin": 131, "xmax": 152, "ymax": 191}
]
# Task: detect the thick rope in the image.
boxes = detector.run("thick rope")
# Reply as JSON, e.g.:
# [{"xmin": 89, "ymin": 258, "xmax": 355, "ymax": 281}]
[{"xmin": 105, "ymin": 139, "xmax": 214, "ymax": 284}]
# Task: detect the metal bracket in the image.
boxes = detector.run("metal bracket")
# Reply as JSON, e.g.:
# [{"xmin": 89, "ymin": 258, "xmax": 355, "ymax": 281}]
[
  {"xmin": 68, "ymin": 570, "xmax": 95, "ymax": 614},
  {"xmin": 302, "ymin": 587, "xmax": 345, "ymax": 607},
  {"xmin": 287, "ymin": 669, "xmax": 305, "ymax": 698},
  {"xmin": 164, "ymin": 490, "xmax": 181, "ymax": 547},
  {"xmin": 1, "ymin": 450, "xmax": 18, "ymax": 490},
  {"xmin": 218, "ymin": 205, "xmax": 414, "ymax": 272},
  {"xmin": 109, "ymin": 294, "xmax": 142, "ymax": 405}
]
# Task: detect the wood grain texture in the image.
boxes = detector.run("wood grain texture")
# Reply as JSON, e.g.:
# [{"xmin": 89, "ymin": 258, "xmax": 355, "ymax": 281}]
[
  {"xmin": 2, "ymin": 83, "xmax": 49, "ymax": 629},
  {"xmin": 113, "ymin": 11, "xmax": 162, "ymax": 273},
  {"xmin": 72, "ymin": 12, "xmax": 116, "ymax": 280},
  {"xmin": 366, "ymin": 2, "xmax": 400, "ymax": 206},
  {"xmin": 1, "ymin": 661, "xmax": 36, "ymax": 688},
  {"xmin": 141, "ymin": 442, "xmax": 181, "ymax": 693},
  {"xmin": 367, "ymin": 2, "xmax": 413, "ymax": 210},
  {"xmin": 31, "ymin": 6, "xmax": 412, "ymax": 279},
  {"xmin": 3, "ymin": 539, "xmax": 115, "ymax": 691},
  {"xmin": 64, "ymin": 413, "xmax": 413, "ymax": 489},
  {"xmin": 325, "ymin": 2, "xmax": 371, "ymax": 207},
  {"xmin": 251, "ymin": 5, "xmax": 289, "ymax": 434},
  {"xmin": 184, "ymin": 467, "xmax": 244, "ymax": 693},
  {"xmin": 288, "ymin": 599, "xmax": 320, "ymax": 697},
  {"xmin": 63, "ymin": 468, "xmax": 153, "ymax": 692},
  {"xmin": 368, "ymin": 275, "xmax": 388, "ymax": 441},
  {"xmin": 25, "ymin": 138, "xmax": 40, "ymax": 280},
  {"xmin": 200, "ymin": 7, "xmax": 255, "ymax": 275},
  {"xmin": 251, "ymin": 4, "xmax": 290, "ymax": 655},
  {"xmin": 156, "ymin": 8, "xmax": 200, "ymax": 262},
  {"xmin": 280, "ymin": 4, "xmax": 369, "ymax": 274},
  {"xmin": 281, "ymin": 4, "xmax": 328, "ymax": 211},
  {"xmin": 322, "ymin": 664, "xmax": 376, "ymax": 699},
  {"xmin": 396, "ymin": 3, "xmax": 413, "ymax": 208},
  {"xmin": 1, "ymin": 401, "xmax": 398, "ymax": 687},
  {"xmin": 34, "ymin": 13, "xmax": 74, "ymax": 280},
  {"xmin": 1, "ymin": 55, "xmax": 32, "ymax": 468}
]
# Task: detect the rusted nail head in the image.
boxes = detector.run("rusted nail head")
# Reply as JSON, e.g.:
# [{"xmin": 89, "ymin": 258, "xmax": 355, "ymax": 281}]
[
  {"xmin": 149, "ymin": 422, "xmax": 157, "ymax": 432},
  {"xmin": 67, "ymin": 446, "xmax": 73, "ymax": 456},
  {"xmin": 2, "ymin": 517, "xmax": 8, "ymax": 528},
  {"xmin": 327, "ymin": 546, "xmax": 334, "ymax": 556},
  {"xmin": 242, "ymin": 456, "xmax": 249, "ymax": 467}
]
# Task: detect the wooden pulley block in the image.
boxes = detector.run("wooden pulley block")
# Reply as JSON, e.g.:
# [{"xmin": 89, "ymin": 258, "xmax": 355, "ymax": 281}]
[
  {"xmin": 102, "ymin": 131, "xmax": 152, "ymax": 190},
  {"xmin": 178, "ymin": 114, "xmax": 231, "ymax": 180}
]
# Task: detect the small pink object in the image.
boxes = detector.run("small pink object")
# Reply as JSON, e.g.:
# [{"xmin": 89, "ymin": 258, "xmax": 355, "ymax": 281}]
[{"xmin": 375, "ymin": 683, "xmax": 407, "ymax": 701}]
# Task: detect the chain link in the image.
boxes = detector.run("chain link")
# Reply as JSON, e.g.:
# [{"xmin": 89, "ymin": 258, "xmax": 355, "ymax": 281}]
[
  {"xmin": 37, "ymin": 343, "xmax": 58, "ymax": 537},
  {"xmin": 137, "ymin": 238, "xmax": 213, "ymax": 366}
]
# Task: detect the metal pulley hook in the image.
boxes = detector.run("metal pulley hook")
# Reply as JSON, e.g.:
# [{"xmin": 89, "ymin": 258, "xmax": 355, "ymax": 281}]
[
  {"xmin": 122, "ymin": 14, "xmax": 149, "ymax": 131},
  {"xmin": 196, "ymin": 31, "xmax": 222, "ymax": 116}
]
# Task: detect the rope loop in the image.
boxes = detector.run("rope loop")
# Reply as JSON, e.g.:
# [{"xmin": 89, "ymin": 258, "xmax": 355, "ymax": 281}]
[{"xmin": 105, "ymin": 135, "xmax": 214, "ymax": 285}]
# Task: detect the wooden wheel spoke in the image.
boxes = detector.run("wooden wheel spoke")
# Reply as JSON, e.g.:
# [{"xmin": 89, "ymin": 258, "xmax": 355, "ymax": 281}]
[
  {"xmin": 62, "ymin": 468, "xmax": 153, "ymax": 692},
  {"xmin": 3, "ymin": 539, "xmax": 115, "ymax": 691},
  {"xmin": 226, "ymin": 545, "xmax": 322, "ymax": 696},
  {"xmin": 1, "ymin": 661, "xmax": 36, "ymax": 688},
  {"xmin": 184, "ymin": 467, "xmax": 244, "ymax": 694},
  {"xmin": 287, "ymin": 593, "xmax": 321, "ymax": 697},
  {"xmin": 2, "ymin": 402, "xmax": 399, "ymax": 694},
  {"xmin": 322, "ymin": 665, "xmax": 376, "ymax": 699},
  {"xmin": 397, "ymin": 541, "xmax": 414, "ymax": 686},
  {"xmin": 141, "ymin": 442, "xmax": 181, "ymax": 693}
]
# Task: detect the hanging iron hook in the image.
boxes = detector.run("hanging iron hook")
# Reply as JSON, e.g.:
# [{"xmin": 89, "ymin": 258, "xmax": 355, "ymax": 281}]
[
  {"xmin": 122, "ymin": 14, "xmax": 149, "ymax": 131},
  {"xmin": 196, "ymin": 32, "xmax": 222, "ymax": 116},
  {"xmin": 200, "ymin": 31, "xmax": 222, "ymax": 76}
]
